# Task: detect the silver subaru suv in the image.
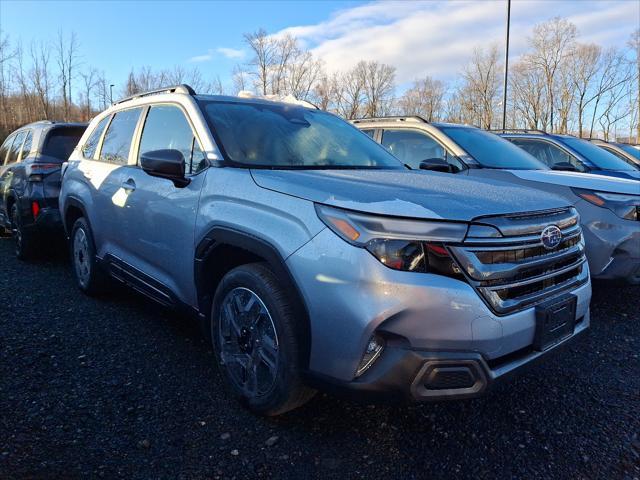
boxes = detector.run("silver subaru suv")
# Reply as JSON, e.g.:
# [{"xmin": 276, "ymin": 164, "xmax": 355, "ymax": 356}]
[{"xmin": 60, "ymin": 85, "xmax": 591, "ymax": 415}]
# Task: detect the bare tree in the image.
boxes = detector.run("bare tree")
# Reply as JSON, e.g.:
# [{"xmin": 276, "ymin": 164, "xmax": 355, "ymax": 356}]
[
  {"xmin": 232, "ymin": 64, "xmax": 249, "ymax": 93},
  {"xmin": 55, "ymin": 30, "xmax": 79, "ymax": 121},
  {"xmin": 312, "ymin": 73, "xmax": 339, "ymax": 111},
  {"xmin": 526, "ymin": 17, "xmax": 577, "ymax": 131},
  {"xmin": 244, "ymin": 29, "xmax": 277, "ymax": 95},
  {"xmin": 209, "ymin": 75, "xmax": 225, "ymax": 95},
  {"xmin": 362, "ymin": 61, "xmax": 396, "ymax": 117},
  {"xmin": 79, "ymin": 67, "xmax": 98, "ymax": 120},
  {"xmin": 0, "ymin": 33, "xmax": 17, "ymax": 130},
  {"xmin": 30, "ymin": 41, "xmax": 53, "ymax": 119},
  {"xmin": 458, "ymin": 45, "xmax": 502, "ymax": 128},
  {"xmin": 587, "ymin": 47, "xmax": 634, "ymax": 137},
  {"xmin": 510, "ymin": 61, "xmax": 548, "ymax": 129},
  {"xmin": 629, "ymin": 29, "xmax": 639, "ymax": 142},
  {"xmin": 397, "ymin": 76, "xmax": 447, "ymax": 120},
  {"xmin": 335, "ymin": 66, "xmax": 367, "ymax": 120},
  {"xmin": 569, "ymin": 43, "xmax": 601, "ymax": 136}
]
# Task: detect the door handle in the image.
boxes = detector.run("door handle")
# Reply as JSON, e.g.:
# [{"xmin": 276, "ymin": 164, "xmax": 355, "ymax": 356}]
[{"xmin": 121, "ymin": 179, "xmax": 136, "ymax": 192}]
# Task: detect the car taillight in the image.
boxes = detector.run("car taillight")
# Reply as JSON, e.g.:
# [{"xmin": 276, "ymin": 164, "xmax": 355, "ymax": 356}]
[
  {"xmin": 31, "ymin": 201, "xmax": 40, "ymax": 219},
  {"xmin": 28, "ymin": 163, "xmax": 59, "ymax": 182}
]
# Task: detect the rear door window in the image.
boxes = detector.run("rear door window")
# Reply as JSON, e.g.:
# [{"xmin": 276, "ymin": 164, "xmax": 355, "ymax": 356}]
[
  {"xmin": 6, "ymin": 131, "xmax": 26, "ymax": 165},
  {"xmin": 361, "ymin": 129, "xmax": 376, "ymax": 138},
  {"xmin": 42, "ymin": 127, "xmax": 86, "ymax": 162},
  {"xmin": 382, "ymin": 128, "xmax": 464, "ymax": 172},
  {"xmin": 508, "ymin": 138, "xmax": 586, "ymax": 172},
  {"xmin": 82, "ymin": 116, "xmax": 111, "ymax": 160},
  {"xmin": 0, "ymin": 135, "xmax": 15, "ymax": 165},
  {"xmin": 99, "ymin": 108, "xmax": 142, "ymax": 165},
  {"xmin": 138, "ymin": 105, "xmax": 206, "ymax": 174},
  {"xmin": 18, "ymin": 130, "xmax": 33, "ymax": 162}
]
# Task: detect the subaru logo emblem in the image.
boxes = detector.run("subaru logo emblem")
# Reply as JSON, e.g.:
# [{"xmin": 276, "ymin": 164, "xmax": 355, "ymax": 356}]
[{"xmin": 541, "ymin": 225, "xmax": 562, "ymax": 250}]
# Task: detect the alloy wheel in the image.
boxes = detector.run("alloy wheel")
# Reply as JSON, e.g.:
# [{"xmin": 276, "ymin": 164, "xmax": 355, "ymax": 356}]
[{"xmin": 218, "ymin": 287, "xmax": 280, "ymax": 398}]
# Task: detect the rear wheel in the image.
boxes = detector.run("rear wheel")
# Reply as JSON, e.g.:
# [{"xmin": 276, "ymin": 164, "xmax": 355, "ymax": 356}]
[
  {"xmin": 70, "ymin": 217, "xmax": 106, "ymax": 295},
  {"xmin": 211, "ymin": 263, "xmax": 315, "ymax": 416},
  {"xmin": 10, "ymin": 203, "xmax": 36, "ymax": 260}
]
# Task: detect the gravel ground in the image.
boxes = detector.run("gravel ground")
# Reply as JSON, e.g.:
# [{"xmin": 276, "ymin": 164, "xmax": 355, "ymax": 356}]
[{"xmin": 0, "ymin": 236, "xmax": 638, "ymax": 480}]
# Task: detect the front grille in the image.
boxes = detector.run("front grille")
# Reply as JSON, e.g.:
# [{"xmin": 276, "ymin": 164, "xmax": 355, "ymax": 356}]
[{"xmin": 449, "ymin": 208, "xmax": 589, "ymax": 315}]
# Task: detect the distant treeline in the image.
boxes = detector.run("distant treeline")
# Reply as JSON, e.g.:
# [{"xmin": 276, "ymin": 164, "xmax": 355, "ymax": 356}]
[{"xmin": 1, "ymin": 18, "xmax": 638, "ymax": 144}]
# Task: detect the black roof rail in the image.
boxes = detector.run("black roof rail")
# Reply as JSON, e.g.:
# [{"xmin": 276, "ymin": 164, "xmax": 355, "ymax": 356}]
[
  {"xmin": 490, "ymin": 128, "xmax": 547, "ymax": 135},
  {"xmin": 351, "ymin": 116, "xmax": 427, "ymax": 124},
  {"xmin": 113, "ymin": 84, "xmax": 196, "ymax": 105}
]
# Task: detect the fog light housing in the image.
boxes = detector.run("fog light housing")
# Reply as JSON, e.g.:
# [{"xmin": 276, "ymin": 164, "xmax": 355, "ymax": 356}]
[{"xmin": 355, "ymin": 334, "xmax": 385, "ymax": 377}]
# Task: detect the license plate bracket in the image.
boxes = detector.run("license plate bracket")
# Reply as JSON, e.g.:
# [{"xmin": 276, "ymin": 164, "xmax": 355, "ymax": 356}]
[{"xmin": 534, "ymin": 295, "xmax": 577, "ymax": 351}]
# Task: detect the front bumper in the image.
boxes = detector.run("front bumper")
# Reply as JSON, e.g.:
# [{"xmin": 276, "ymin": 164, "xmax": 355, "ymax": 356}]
[
  {"xmin": 305, "ymin": 313, "xmax": 588, "ymax": 402},
  {"xmin": 287, "ymin": 228, "xmax": 592, "ymax": 389},
  {"xmin": 578, "ymin": 200, "xmax": 640, "ymax": 283}
]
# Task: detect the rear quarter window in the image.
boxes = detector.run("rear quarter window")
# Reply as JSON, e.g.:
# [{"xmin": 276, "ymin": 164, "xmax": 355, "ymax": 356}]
[{"xmin": 42, "ymin": 127, "xmax": 87, "ymax": 162}]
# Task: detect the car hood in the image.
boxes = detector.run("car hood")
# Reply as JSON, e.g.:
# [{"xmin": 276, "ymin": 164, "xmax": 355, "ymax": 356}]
[
  {"xmin": 250, "ymin": 169, "xmax": 571, "ymax": 222},
  {"xmin": 505, "ymin": 169, "xmax": 640, "ymax": 195}
]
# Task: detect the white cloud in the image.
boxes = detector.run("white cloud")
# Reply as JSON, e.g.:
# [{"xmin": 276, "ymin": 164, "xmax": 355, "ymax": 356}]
[
  {"xmin": 276, "ymin": 0, "xmax": 639, "ymax": 86},
  {"xmin": 189, "ymin": 50, "xmax": 214, "ymax": 63},
  {"xmin": 216, "ymin": 47, "xmax": 245, "ymax": 59},
  {"xmin": 188, "ymin": 47, "xmax": 245, "ymax": 63}
]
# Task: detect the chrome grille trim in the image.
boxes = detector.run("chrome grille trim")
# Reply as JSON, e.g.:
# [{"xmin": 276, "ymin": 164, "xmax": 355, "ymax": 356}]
[{"xmin": 449, "ymin": 208, "xmax": 588, "ymax": 315}]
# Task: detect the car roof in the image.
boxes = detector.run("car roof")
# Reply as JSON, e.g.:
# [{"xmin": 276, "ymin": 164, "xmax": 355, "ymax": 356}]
[{"xmin": 195, "ymin": 94, "xmax": 317, "ymax": 110}]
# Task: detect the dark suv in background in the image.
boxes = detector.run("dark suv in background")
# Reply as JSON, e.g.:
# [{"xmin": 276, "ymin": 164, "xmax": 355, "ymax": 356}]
[
  {"xmin": 0, "ymin": 121, "xmax": 86, "ymax": 259},
  {"xmin": 498, "ymin": 130, "xmax": 640, "ymax": 180}
]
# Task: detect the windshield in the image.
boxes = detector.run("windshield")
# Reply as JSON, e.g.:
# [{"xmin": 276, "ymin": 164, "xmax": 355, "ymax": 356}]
[
  {"xmin": 200, "ymin": 100, "xmax": 403, "ymax": 169},
  {"xmin": 617, "ymin": 144, "xmax": 640, "ymax": 160},
  {"xmin": 561, "ymin": 137, "xmax": 637, "ymax": 171},
  {"xmin": 439, "ymin": 126, "xmax": 548, "ymax": 170}
]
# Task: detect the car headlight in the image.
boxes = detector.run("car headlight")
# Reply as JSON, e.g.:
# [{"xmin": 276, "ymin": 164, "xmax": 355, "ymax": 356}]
[
  {"xmin": 572, "ymin": 188, "xmax": 640, "ymax": 221},
  {"xmin": 315, "ymin": 204, "xmax": 467, "ymax": 278}
]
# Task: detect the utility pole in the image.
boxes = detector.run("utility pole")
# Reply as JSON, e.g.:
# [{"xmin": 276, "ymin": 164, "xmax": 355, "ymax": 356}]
[
  {"xmin": 110, "ymin": 84, "xmax": 115, "ymax": 104},
  {"xmin": 502, "ymin": 0, "xmax": 511, "ymax": 131}
]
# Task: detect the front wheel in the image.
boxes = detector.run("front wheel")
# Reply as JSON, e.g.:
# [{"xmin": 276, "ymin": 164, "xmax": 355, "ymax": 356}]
[
  {"xmin": 70, "ymin": 217, "xmax": 106, "ymax": 295},
  {"xmin": 211, "ymin": 263, "xmax": 315, "ymax": 416}
]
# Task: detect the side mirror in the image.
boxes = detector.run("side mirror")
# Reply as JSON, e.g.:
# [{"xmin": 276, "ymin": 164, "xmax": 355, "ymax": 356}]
[
  {"xmin": 140, "ymin": 149, "xmax": 190, "ymax": 187},
  {"xmin": 551, "ymin": 161, "xmax": 578, "ymax": 172},
  {"xmin": 419, "ymin": 158, "xmax": 451, "ymax": 173}
]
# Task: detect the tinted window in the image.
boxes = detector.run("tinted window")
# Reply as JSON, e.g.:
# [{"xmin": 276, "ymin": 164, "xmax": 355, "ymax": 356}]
[
  {"xmin": 361, "ymin": 129, "xmax": 375, "ymax": 138},
  {"xmin": 138, "ymin": 105, "xmax": 206, "ymax": 174},
  {"xmin": 42, "ymin": 127, "xmax": 86, "ymax": 162},
  {"xmin": 602, "ymin": 146, "xmax": 633, "ymax": 163},
  {"xmin": 6, "ymin": 131, "xmax": 26, "ymax": 165},
  {"xmin": 440, "ymin": 127, "xmax": 548, "ymax": 170},
  {"xmin": 0, "ymin": 135, "xmax": 15, "ymax": 165},
  {"xmin": 100, "ymin": 108, "xmax": 142, "ymax": 165},
  {"xmin": 82, "ymin": 116, "xmax": 110, "ymax": 160},
  {"xmin": 19, "ymin": 131, "xmax": 33, "ymax": 162},
  {"xmin": 617, "ymin": 144, "xmax": 640, "ymax": 160},
  {"xmin": 382, "ymin": 128, "xmax": 464, "ymax": 172},
  {"xmin": 560, "ymin": 136, "xmax": 636, "ymax": 171},
  {"xmin": 509, "ymin": 138, "xmax": 586, "ymax": 172},
  {"xmin": 200, "ymin": 101, "xmax": 402, "ymax": 169}
]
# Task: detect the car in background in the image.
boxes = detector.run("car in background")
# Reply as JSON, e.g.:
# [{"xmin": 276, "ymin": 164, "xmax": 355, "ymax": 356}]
[
  {"xmin": 353, "ymin": 117, "xmax": 640, "ymax": 284},
  {"xmin": 589, "ymin": 139, "xmax": 640, "ymax": 168},
  {"xmin": 496, "ymin": 130, "xmax": 639, "ymax": 181},
  {"xmin": 0, "ymin": 121, "xmax": 87, "ymax": 259},
  {"xmin": 59, "ymin": 85, "xmax": 591, "ymax": 415}
]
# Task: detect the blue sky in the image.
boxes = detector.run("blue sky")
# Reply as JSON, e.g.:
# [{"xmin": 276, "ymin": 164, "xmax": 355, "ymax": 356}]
[{"xmin": 1, "ymin": 0, "xmax": 638, "ymax": 94}]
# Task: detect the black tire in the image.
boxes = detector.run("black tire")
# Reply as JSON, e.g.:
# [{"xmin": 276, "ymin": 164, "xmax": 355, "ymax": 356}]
[
  {"xmin": 10, "ymin": 203, "xmax": 36, "ymax": 261},
  {"xmin": 211, "ymin": 262, "xmax": 316, "ymax": 416},
  {"xmin": 70, "ymin": 217, "xmax": 107, "ymax": 296}
]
